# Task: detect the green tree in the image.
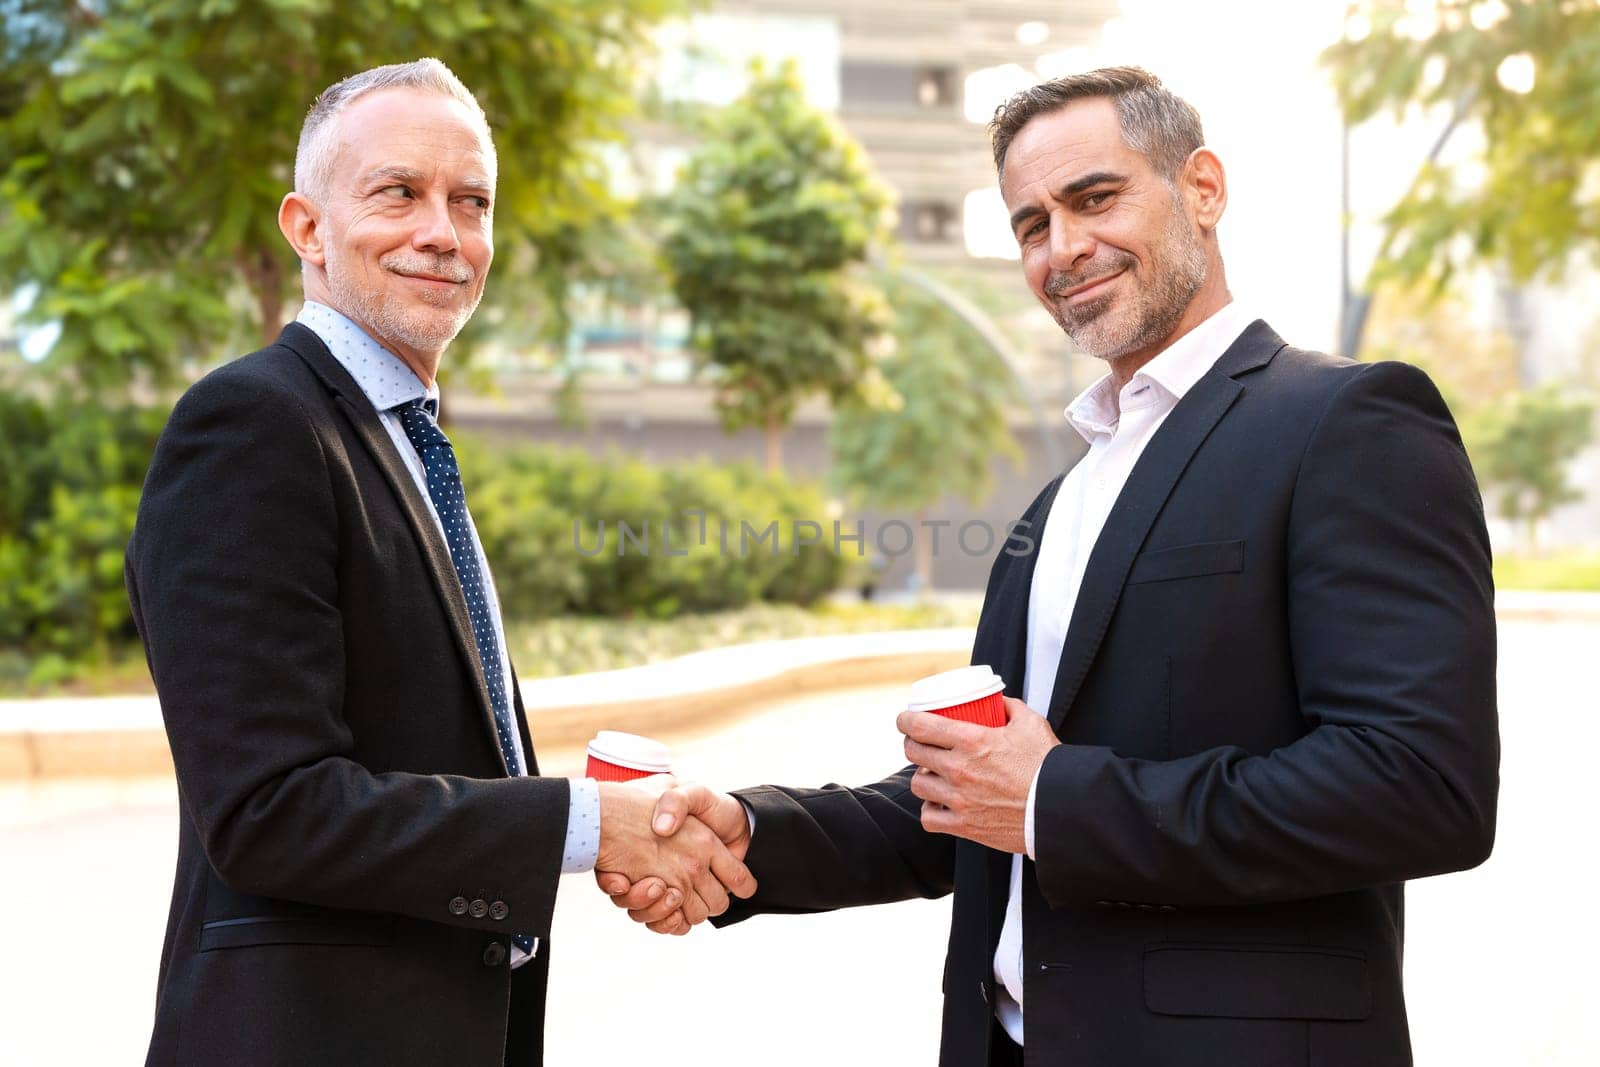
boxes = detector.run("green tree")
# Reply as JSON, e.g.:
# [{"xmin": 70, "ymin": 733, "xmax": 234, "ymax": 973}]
[
  {"xmin": 1324, "ymin": 0, "xmax": 1600, "ymax": 295},
  {"xmin": 830, "ymin": 276, "xmax": 1022, "ymax": 592},
  {"xmin": 0, "ymin": 0, "xmax": 687, "ymax": 398},
  {"xmin": 656, "ymin": 60, "xmax": 895, "ymax": 471},
  {"xmin": 1469, "ymin": 384, "xmax": 1595, "ymax": 549}
]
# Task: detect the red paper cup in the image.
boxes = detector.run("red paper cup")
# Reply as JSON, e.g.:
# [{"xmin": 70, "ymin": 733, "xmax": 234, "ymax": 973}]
[
  {"xmin": 585, "ymin": 731, "xmax": 673, "ymax": 781},
  {"xmin": 907, "ymin": 666, "xmax": 1007, "ymax": 727}
]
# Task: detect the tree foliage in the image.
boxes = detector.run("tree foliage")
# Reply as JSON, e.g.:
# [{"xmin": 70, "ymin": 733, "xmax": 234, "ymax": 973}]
[
  {"xmin": 0, "ymin": 0, "xmax": 687, "ymax": 397},
  {"xmin": 0, "ymin": 389, "xmax": 163, "ymax": 684},
  {"xmin": 1468, "ymin": 383, "xmax": 1595, "ymax": 545},
  {"xmin": 1324, "ymin": 0, "xmax": 1600, "ymax": 291},
  {"xmin": 1359, "ymin": 282, "xmax": 1523, "ymax": 409},
  {"xmin": 655, "ymin": 60, "xmax": 895, "ymax": 469},
  {"xmin": 1355, "ymin": 284, "xmax": 1594, "ymax": 544},
  {"xmin": 829, "ymin": 275, "xmax": 1022, "ymax": 589},
  {"xmin": 830, "ymin": 275, "xmax": 1020, "ymax": 513}
]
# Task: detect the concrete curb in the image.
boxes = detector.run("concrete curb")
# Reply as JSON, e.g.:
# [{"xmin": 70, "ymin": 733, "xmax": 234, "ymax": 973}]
[
  {"xmin": 0, "ymin": 629, "xmax": 975, "ymax": 781},
  {"xmin": 4, "ymin": 591, "xmax": 1595, "ymax": 782}
]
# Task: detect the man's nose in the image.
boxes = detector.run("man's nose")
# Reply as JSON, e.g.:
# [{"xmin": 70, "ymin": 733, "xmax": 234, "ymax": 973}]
[
  {"xmin": 1047, "ymin": 215, "xmax": 1094, "ymax": 273},
  {"xmin": 411, "ymin": 195, "xmax": 460, "ymax": 254}
]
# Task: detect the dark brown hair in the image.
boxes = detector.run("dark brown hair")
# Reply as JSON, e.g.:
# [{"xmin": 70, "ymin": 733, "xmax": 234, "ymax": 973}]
[{"xmin": 989, "ymin": 66, "xmax": 1204, "ymax": 182}]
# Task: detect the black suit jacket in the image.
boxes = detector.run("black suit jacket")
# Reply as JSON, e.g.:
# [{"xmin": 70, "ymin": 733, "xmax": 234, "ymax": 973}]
[
  {"xmin": 126, "ymin": 324, "xmax": 568, "ymax": 1066},
  {"xmin": 719, "ymin": 322, "xmax": 1499, "ymax": 1067}
]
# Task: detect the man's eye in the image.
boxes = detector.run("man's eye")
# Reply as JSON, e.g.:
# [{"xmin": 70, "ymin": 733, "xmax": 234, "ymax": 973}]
[
  {"xmin": 462, "ymin": 196, "xmax": 491, "ymax": 212},
  {"xmin": 1021, "ymin": 220, "xmax": 1046, "ymax": 240},
  {"xmin": 1084, "ymin": 192, "xmax": 1112, "ymax": 209},
  {"xmin": 382, "ymin": 185, "xmax": 414, "ymax": 199}
]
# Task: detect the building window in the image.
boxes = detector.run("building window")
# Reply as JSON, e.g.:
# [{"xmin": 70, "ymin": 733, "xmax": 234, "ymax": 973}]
[
  {"xmin": 900, "ymin": 201, "xmax": 959, "ymax": 244},
  {"xmin": 916, "ymin": 67, "xmax": 956, "ymax": 108},
  {"xmin": 842, "ymin": 62, "xmax": 958, "ymax": 111}
]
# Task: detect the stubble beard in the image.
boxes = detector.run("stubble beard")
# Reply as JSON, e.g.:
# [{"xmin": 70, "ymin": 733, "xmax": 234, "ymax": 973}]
[
  {"xmin": 325, "ymin": 248, "xmax": 482, "ymax": 361},
  {"xmin": 1045, "ymin": 200, "xmax": 1209, "ymax": 365}
]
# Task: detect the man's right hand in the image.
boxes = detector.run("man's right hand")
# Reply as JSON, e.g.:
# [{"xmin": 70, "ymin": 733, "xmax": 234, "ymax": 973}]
[
  {"xmin": 593, "ymin": 781, "xmax": 755, "ymax": 933},
  {"xmin": 595, "ymin": 783, "xmax": 752, "ymax": 935}
]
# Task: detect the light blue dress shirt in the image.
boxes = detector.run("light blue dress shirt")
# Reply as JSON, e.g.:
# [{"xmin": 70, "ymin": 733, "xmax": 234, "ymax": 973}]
[{"xmin": 296, "ymin": 303, "xmax": 601, "ymax": 887}]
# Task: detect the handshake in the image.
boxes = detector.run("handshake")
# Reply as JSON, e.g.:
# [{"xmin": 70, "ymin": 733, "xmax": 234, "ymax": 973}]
[
  {"xmin": 591, "ymin": 777, "xmax": 753, "ymax": 935},
  {"xmin": 580, "ymin": 669, "xmax": 1059, "ymax": 936}
]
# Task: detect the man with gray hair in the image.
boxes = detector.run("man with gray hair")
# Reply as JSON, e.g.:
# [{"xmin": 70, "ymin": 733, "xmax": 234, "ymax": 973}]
[
  {"xmin": 610, "ymin": 66, "xmax": 1498, "ymax": 1066},
  {"xmin": 126, "ymin": 58, "xmax": 753, "ymax": 1066}
]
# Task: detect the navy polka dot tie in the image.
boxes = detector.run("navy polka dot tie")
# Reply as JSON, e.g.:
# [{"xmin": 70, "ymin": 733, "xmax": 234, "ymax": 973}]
[{"xmin": 397, "ymin": 398, "xmax": 524, "ymax": 778}]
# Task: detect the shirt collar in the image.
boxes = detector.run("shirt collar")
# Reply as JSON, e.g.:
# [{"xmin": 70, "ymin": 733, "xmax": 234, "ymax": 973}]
[
  {"xmin": 1063, "ymin": 300, "xmax": 1255, "ymax": 443},
  {"xmin": 296, "ymin": 301, "xmax": 440, "ymax": 413}
]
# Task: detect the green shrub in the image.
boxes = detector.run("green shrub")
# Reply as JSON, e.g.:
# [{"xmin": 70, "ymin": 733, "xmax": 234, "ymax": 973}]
[
  {"xmin": 458, "ymin": 443, "xmax": 588, "ymax": 620},
  {"xmin": 459, "ymin": 435, "xmax": 845, "ymax": 618},
  {"xmin": 0, "ymin": 399, "xmax": 847, "ymax": 690},
  {"xmin": 729, "ymin": 464, "xmax": 846, "ymax": 607},
  {"xmin": 0, "ymin": 393, "xmax": 162, "ymax": 678}
]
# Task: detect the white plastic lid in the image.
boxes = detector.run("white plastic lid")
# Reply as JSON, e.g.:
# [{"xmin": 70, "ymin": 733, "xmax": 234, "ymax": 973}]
[
  {"xmin": 586, "ymin": 730, "xmax": 673, "ymax": 773},
  {"xmin": 906, "ymin": 665, "xmax": 1004, "ymax": 712}
]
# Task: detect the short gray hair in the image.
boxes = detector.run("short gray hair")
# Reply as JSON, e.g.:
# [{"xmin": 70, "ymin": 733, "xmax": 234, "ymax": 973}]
[
  {"xmin": 990, "ymin": 67, "xmax": 1203, "ymax": 184},
  {"xmin": 294, "ymin": 58, "xmax": 494, "ymax": 199}
]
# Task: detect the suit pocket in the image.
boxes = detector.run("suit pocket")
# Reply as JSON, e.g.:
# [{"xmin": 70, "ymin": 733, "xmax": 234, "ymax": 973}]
[
  {"xmin": 1143, "ymin": 943, "xmax": 1370, "ymax": 1020},
  {"xmin": 199, "ymin": 914, "xmax": 395, "ymax": 951},
  {"xmin": 1127, "ymin": 539, "xmax": 1245, "ymax": 585}
]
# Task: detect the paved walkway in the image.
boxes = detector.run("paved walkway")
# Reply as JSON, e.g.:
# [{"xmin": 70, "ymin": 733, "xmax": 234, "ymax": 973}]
[{"xmin": 3, "ymin": 617, "xmax": 1597, "ymax": 1064}]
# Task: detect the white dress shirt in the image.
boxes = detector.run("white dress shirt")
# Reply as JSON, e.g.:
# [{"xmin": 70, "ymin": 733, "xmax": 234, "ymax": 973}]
[
  {"xmin": 992, "ymin": 300, "xmax": 1257, "ymax": 1044},
  {"xmin": 296, "ymin": 304, "xmax": 600, "ymax": 966}
]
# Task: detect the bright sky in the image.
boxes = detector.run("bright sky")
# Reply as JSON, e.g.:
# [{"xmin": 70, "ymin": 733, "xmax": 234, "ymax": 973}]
[{"xmin": 964, "ymin": 0, "xmax": 1454, "ymax": 354}]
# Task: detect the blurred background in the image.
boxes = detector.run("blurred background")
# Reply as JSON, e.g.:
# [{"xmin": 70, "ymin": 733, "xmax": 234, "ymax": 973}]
[
  {"xmin": 2, "ymin": 0, "xmax": 1597, "ymax": 1063},
  {"xmin": 4, "ymin": 0, "xmax": 1599, "ymax": 689}
]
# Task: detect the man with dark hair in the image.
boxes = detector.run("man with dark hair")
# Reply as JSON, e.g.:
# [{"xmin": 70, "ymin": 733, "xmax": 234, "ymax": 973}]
[
  {"xmin": 604, "ymin": 66, "xmax": 1498, "ymax": 1066},
  {"xmin": 126, "ymin": 59, "xmax": 753, "ymax": 1066}
]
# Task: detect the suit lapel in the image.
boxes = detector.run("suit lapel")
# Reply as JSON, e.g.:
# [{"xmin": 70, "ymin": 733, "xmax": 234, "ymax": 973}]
[
  {"xmin": 972, "ymin": 474, "xmax": 1065, "ymax": 697},
  {"xmin": 1045, "ymin": 320, "xmax": 1285, "ymax": 728},
  {"xmin": 278, "ymin": 323, "xmax": 510, "ymax": 774}
]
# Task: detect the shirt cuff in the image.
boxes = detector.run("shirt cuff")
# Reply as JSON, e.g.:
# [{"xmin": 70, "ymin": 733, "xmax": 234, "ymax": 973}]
[
  {"xmin": 562, "ymin": 776, "xmax": 601, "ymax": 874},
  {"xmin": 1024, "ymin": 765, "xmax": 1042, "ymax": 860}
]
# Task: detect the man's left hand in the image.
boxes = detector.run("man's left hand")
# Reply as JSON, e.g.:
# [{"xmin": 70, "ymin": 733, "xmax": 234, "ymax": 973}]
[{"xmin": 899, "ymin": 697, "xmax": 1060, "ymax": 855}]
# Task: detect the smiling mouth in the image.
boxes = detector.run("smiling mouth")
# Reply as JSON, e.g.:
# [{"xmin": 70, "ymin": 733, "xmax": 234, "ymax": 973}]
[
  {"xmin": 1060, "ymin": 271, "xmax": 1123, "ymax": 303},
  {"xmin": 395, "ymin": 270, "xmax": 468, "ymax": 288}
]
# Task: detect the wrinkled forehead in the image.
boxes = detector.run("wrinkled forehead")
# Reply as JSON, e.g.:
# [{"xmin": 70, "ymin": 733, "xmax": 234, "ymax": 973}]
[
  {"xmin": 1000, "ymin": 99, "xmax": 1146, "ymax": 206},
  {"xmin": 332, "ymin": 88, "xmax": 497, "ymax": 188}
]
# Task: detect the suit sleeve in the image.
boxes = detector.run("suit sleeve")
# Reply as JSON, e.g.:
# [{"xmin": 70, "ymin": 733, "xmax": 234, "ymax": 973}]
[
  {"xmin": 713, "ymin": 482, "xmax": 1067, "ymax": 925},
  {"xmin": 714, "ymin": 768, "xmax": 956, "ymax": 925},
  {"xmin": 126, "ymin": 369, "xmax": 568, "ymax": 935},
  {"xmin": 1032, "ymin": 360, "xmax": 1498, "ymax": 908}
]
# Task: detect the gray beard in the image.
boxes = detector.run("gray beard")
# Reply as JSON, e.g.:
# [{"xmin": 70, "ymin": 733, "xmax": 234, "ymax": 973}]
[
  {"xmin": 1046, "ymin": 206, "xmax": 1208, "ymax": 364},
  {"xmin": 325, "ymin": 253, "xmax": 479, "ymax": 360}
]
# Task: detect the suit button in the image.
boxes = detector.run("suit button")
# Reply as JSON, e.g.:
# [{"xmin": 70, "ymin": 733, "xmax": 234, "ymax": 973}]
[
  {"xmin": 489, "ymin": 900, "xmax": 509, "ymax": 921},
  {"xmin": 469, "ymin": 898, "xmax": 489, "ymax": 919},
  {"xmin": 482, "ymin": 941, "xmax": 507, "ymax": 967},
  {"xmin": 449, "ymin": 896, "xmax": 469, "ymax": 916}
]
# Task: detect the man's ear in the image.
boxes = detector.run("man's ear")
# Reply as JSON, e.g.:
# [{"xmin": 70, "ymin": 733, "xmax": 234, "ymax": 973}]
[
  {"xmin": 278, "ymin": 191, "xmax": 325, "ymax": 267},
  {"xmin": 1182, "ymin": 148, "xmax": 1227, "ymax": 232}
]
